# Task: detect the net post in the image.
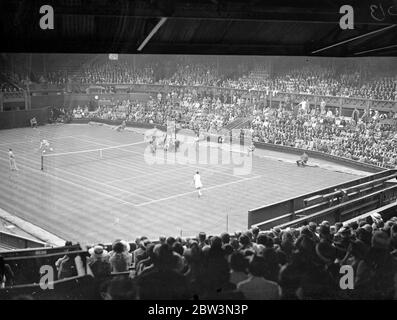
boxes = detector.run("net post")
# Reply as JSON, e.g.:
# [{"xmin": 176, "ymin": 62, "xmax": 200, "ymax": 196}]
[
  {"xmin": 41, "ymin": 154, "xmax": 44, "ymax": 171},
  {"xmin": 99, "ymin": 149, "xmax": 103, "ymax": 159}
]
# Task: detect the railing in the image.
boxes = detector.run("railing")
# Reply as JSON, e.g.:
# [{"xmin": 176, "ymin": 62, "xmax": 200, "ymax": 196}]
[
  {"xmin": 248, "ymin": 170, "xmax": 397, "ymax": 229},
  {"xmin": 0, "ymin": 275, "xmax": 96, "ymax": 300},
  {"xmin": 255, "ymin": 179, "xmax": 397, "ymax": 231},
  {"xmin": 342, "ymin": 202, "xmax": 397, "ymax": 225},
  {"xmin": 274, "ymin": 184, "xmax": 397, "ymax": 230},
  {"xmin": 0, "ymin": 244, "xmax": 81, "ymax": 258},
  {"xmin": 0, "ymin": 107, "xmax": 50, "ymax": 129},
  {"xmin": 3, "ymin": 247, "xmax": 88, "ymax": 286},
  {"xmin": 2, "ymin": 91, "xmax": 25, "ymax": 100},
  {"xmin": 253, "ymin": 142, "xmax": 385, "ymax": 172}
]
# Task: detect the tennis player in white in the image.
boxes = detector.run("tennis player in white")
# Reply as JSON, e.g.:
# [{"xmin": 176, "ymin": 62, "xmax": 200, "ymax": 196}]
[
  {"xmin": 39, "ymin": 139, "xmax": 53, "ymax": 154},
  {"xmin": 193, "ymin": 171, "xmax": 203, "ymax": 198},
  {"xmin": 8, "ymin": 149, "xmax": 18, "ymax": 171}
]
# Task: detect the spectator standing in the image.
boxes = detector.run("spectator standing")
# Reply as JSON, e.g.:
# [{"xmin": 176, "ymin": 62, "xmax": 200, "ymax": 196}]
[
  {"xmin": 355, "ymin": 231, "xmax": 396, "ymax": 299},
  {"xmin": 237, "ymin": 255, "xmax": 281, "ymax": 300},
  {"xmin": 109, "ymin": 241, "xmax": 132, "ymax": 273},
  {"xmin": 87, "ymin": 245, "xmax": 111, "ymax": 279}
]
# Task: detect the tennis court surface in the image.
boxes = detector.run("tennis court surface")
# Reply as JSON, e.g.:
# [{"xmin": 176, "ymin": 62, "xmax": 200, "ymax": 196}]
[{"xmin": 0, "ymin": 124, "xmax": 360, "ymax": 244}]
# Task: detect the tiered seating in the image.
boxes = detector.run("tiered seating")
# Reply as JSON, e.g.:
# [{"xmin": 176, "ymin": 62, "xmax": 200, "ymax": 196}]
[{"xmin": 0, "ymin": 200, "xmax": 396, "ymax": 300}]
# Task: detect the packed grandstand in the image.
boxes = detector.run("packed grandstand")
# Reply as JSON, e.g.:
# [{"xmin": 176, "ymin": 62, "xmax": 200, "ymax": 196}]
[
  {"xmin": 1, "ymin": 215, "xmax": 397, "ymax": 300},
  {"xmin": 1, "ymin": 55, "xmax": 397, "ymax": 300},
  {"xmin": 3, "ymin": 56, "xmax": 395, "ymax": 167}
]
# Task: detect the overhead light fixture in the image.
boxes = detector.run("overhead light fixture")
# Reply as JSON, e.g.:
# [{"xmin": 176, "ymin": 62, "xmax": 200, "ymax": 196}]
[
  {"xmin": 137, "ymin": 17, "xmax": 168, "ymax": 52},
  {"xmin": 311, "ymin": 24, "xmax": 396, "ymax": 54}
]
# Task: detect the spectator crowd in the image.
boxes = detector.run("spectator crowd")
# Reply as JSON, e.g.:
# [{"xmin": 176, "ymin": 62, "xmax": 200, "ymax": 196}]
[
  {"xmin": 2, "ymin": 58, "xmax": 397, "ymax": 168},
  {"xmin": 2, "ymin": 59, "xmax": 396, "ymax": 100},
  {"xmin": 3, "ymin": 213, "xmax": 396, "ymax": 300},
  {"xmin": 251, "ymin": 104, "xmax": 397, "ymax": 168},
  {"xmin": 73, "ymin": 88, "xmax": 253, "ymax": 133},
  {"xmin": 72, "ymin": 84, "xmax": 397, "ymax": 169}
]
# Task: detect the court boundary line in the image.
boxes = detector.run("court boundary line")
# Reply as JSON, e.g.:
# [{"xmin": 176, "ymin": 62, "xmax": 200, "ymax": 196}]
[
  {"xmin": 42, "ymin": 139, "xmax": 146, "ymax": 157},
  {"xmin": 0, "ymin": 155, "xmax": 147, "ymax": 208},
  {"xmin": 135, "ymin": 175, "xmax": 262, "ymax": 207},
  {"xmin": 63, "ymin": 135, "xmax": 153, "ymax": 176},
  {"xmin": 74, "ymin": 135, "xmax": 231, "ymax": 185},
  {"xmin": 76, "ymin": 135, "xmax": 249, "ymax": 180},
  {"xmin": 0, "ymin": 150, "xmax": 263, "ymax": 210},
  {"xmin": 0, "ymin": 151, "xmax": 155, "ymax": 203}
]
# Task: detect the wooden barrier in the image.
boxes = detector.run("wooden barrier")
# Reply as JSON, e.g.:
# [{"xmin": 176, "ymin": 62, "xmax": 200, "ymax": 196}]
[
  {"xmin": 253, "ymin": 141, "xmax": 383, "ymax": 173},
  {"xmin": 0, "ymin": 244, "xmax": 81, "ymax": 258},
  {"xmin": 273, "ymin": 184, "xmax": 397, "ymax": 230},
  {"xmin": 0, "ymin": 275, "xmax": 96, "ymax": 300},
  {"xmin": 248, "ymin": 170, "xmax": 397, "ymax": 229},
  {"xmin": 0, "ymin": 107, "xmax": 50, "ymax": 129},
  {"xmin": 3, "ymin": 248, "xmax": 89, "ymax": 286},
  {"xmin": 343, "ymin": 202, "xmax": 397, "ymax": 225}
]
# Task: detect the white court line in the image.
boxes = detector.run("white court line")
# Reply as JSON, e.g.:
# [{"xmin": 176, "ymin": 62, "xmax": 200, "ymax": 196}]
[
  {"xmin": 0, "ymin": 151, "xmax": 155, "ymax": 202},
  {"xmin": 0, "ymin": 155, "xmax": 144, "ymax": 209},
  {"xmin": 0, "ymin": 151, "xmax": 262, "ymax": 207},
  {"xmin": 0, "ymin": 150, "xmax": 263, "ymax": 210},
  {"xmin": 43, "ymin": 138, "xmax": 146, "ymax": 157},
  {"xmin": 75, "ymin": 135, "xmax": 204, "ymax": 184},
  {"xmin": 2, "ymin": 131, "xmax": 260, "ymax": 206},
  {"xmin": 68, "ymin": 135, "xmax": 152, "ymax": 176},
  {"xmin": 77, "ymin": 134, "xmax": 141, "ymax": 146},
  {"xmin": 135, "ymin": 175, "xmax": 262, "ymax": 207},
  {"xmin": 76, "ymin": 135, "xmax": 243, "ymax": 180},
  {"xmin": 47, "ymin": 164, "xmax": 155, "ymax": 202}
]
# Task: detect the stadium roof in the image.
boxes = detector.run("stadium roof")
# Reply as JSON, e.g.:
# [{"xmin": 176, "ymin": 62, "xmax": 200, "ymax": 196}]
[{"xmin": 0, "ymin": 0, "xmax": 396, "ymax": 56}]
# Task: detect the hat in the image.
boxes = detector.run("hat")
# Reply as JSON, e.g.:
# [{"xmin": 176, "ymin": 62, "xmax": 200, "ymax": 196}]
[
  {"xmin": 120, "ymin": 240, "xmax": 131, "ymax": 252},
  {"xmin": 371, "ymin": 212, "xmax": 382, "ymax": 222},
  {"xmin": 321, "ymin": 220, "xmax": 331, "ymax": 227},
  {"xmin": 88, "ymin": 245, "xmax": 108, "ymax": 259},
  {"xmin": 362, "ymin": 224, "xmax": 373, "ymax": 233},
  {"xmin": 202, "ymin": 245, "xmax": 211, "ymax": 253},
  {"xmin": 254, "ymin": 244, "xmax": 266, "ymax": 256},
  {"xmin": 390, "ymin": 217, "xmax": 397, "ymax": 223},
  {"xmin": 384, "ymin": 221, "xmax": 395, "ymax": 230},
  {"xmin": 371, "ymin": 231, "xmax": 390, "ymax": 249},
  {"xmin": 309, "ymin": 221, "xmax": 317, "ymax": 229}
]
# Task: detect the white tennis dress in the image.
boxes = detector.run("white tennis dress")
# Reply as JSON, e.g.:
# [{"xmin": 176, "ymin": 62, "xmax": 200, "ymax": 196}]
[{"xmin": 193, "ymin": 173, "xmax": 203, "ymax": 189}]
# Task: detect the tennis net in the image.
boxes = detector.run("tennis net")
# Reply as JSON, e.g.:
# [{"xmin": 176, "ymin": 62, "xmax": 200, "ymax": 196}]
[{"xmin": 41, "ymin": 141, "xmax": 145, "ymax": 170}]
